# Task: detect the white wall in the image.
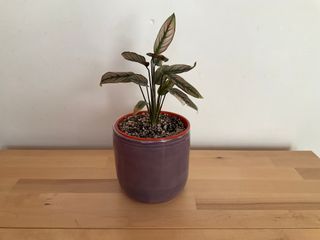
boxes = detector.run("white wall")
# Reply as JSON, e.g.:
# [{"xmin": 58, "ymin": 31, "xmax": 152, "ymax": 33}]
[{"xmin": 1, "ymin": 0, "xmax": 320, "ymax": 155}]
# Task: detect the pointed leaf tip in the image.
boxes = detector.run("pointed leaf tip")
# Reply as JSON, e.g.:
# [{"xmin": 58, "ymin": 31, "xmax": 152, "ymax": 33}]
[
  {"xmin": 121, "ymin": 51, "xmax": 149, "ymax": 67},
  {"xmin": 153, "ymin": 14, "xmax": 176, "ymax": 54},
  {"xmin": 100, "ymin": 72, "xmax": 148, "ymax": 86},
  {"xmin": 160, "ymin": 63, "xmax": 196, "ymax": 75},
  {"xmin": 169, "ymin": 88, "xmax": 198, "ymax": 111}
]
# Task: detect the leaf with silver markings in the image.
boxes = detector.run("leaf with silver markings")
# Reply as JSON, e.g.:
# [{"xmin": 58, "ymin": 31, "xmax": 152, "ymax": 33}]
[
  {"xmin": 153, "ymin": 14, "xmax": 176, "ymax": 54},
  {"xmin": 100, "ymin": 72, "xmax": 148, "ymax": 86},
  {"xmin": 168, "ymin": 74, "xmax": 202, "ymax": 98},
  {"xmin": 161, "ymin": 62, "xmax": 196, "ymax": 75},
  {"xmin": 128, "ymin": 74, "xmax": 148, "ymax": 86},
  {"xmin": 158, "ymin": 79, "xmax": 174, "ymax": 95},
  {"xmin": 169, "ymin": 88, "xmax": 198, "ymax": 111},
  {"xmin": 122, "ymin": 51, "xmax": 149, "ymax": 67}
]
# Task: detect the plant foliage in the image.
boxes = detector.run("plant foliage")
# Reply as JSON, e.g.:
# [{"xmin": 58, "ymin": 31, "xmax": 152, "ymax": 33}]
[{"xmin": 100, "ymin": 13, "xmax": 202, "ymax": 125}]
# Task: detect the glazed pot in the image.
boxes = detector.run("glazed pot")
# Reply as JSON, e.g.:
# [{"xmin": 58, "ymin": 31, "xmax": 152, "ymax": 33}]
[{"xmin": 113, "ymin": 111, "xmax": 190, "ymax": 203}]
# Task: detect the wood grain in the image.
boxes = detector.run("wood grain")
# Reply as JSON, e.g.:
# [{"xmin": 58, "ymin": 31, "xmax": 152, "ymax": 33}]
[
  {"xmin": 295, "ymin": 168, "xmax": 320, "ymax": 180},
  {"xmin": 13, "ymin": 179, "xmax": 120, "ymax": 193},
  {"xmin": 0, "ymin": 149, "xmax": 320, "ymax": 239},
  {"xmin": 0, "ymin": 229, "xmax": 320, "ymax": 240}
]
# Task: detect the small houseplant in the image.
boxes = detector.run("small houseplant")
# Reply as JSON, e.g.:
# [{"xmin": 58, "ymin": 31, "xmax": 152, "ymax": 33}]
[{"xmin": 100, "ymin": 13, "xmax": 202, "ymax": 203}]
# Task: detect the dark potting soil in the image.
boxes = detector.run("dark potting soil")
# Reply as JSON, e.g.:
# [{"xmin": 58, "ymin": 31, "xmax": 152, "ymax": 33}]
[{"xmin": 119, "ymin": 112, "xmax": 186, "ymax": 138}]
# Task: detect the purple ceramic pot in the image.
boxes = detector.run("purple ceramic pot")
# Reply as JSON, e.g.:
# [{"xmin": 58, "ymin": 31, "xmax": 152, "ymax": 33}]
[{"xmin": 113, "ymin": 111, "xmax": 190, "ymax": 203}]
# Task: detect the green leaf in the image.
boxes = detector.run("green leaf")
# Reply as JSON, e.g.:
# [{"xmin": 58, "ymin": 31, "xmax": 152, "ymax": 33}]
[
  {"xmin": 100, "ymin": 72, "xmax": 148, "ymax": 86},
  {"xmin": 169, "ymin": 88, "xmax": 198, "ymax": 111},
  {"xmin": 168, "ymin": 74, "xmax": 203, "ymax": 98},
  {"xmin": 153, "ymin": 13, "xmax": 176, "ymax": 54},
  {"xmin": 133, "ymin": 100, "xmax": 147, "ymax": 115},
  {"xmin": 161, "ymin": 62, "xmax": 196, "ymax": 75},
  {"xmin": 122, "ymin": 51, "xmax": 149, "ymax": 67},
  {"xmin": 158, "ymin": 79, "xmax": 174, "ymax": 95}
]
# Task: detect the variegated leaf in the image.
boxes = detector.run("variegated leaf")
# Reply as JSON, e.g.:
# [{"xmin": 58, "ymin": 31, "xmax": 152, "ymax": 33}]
[
  {"xmin": 122, "ymin": 51, "xmax": 149, "ymax": 67},
  {"xmin": 100, "ymin": 72, "xmax": 148, "ymax": 86},
  {"xmin": 128, "ymin": 74, "xmax": 148, "ymax": 86},
  {"xmin": 153, "ymin": 13, "xmax": 176, "ymax": 54},
  {"xmin": 158, "ymin": 79, "xmax": 174, "ymax": 95},
  {"xmin": 146, "ymin": 53, "xmax": 169, "ymax": 62},
  {"xmin": 133, "ymin": 100, "xmax": 147, "ymax": 114},
  {"xmin": 168, "ymin": 74, "xmax": 203, "ymax": 98},
  {"xmin": 169, "ymin": 88, "xmax": 198, "ymax": 111},
  {"xmin": 154, "ymin": 68, "xmax": 165, "ymax": 85},
  {"xmin": 100, "ymin": 72, "xmax": 134, "ymax": 86},
  {"xmin": 161, "ymin": 62, "xmax": 196, "ymax": 74}
]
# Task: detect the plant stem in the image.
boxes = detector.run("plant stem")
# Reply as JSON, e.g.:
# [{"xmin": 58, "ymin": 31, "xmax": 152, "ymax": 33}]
[
  {"xmin": 145, "ymin": 87, "xmax": 151, "ymax": 109},
  {"xmin": 145, "ymin": 67, "xmax": 152, "ymax": 114},
  {"xmin": 150, "ymin": 60, "xmax": 157, "ymax": 125},
  {"xmin": 160, "ymin": 94, "xmax": 166, "ymax": 111},
  {"xmin": 156, "ymin": 94, "xmax": 166, "ymax": 120},
  {"xmin": 138, "ymin": 85, "xmax": 149, "ymax": 112},
  {"xmin": 155, "ymin": 73, "xmax": 165, "ymax": 123},
  {"xmin": 156, "ymin": 93, "xmax": 161, "ymax": 117}
]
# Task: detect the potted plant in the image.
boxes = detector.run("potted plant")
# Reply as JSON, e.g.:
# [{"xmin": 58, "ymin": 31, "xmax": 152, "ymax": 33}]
[{"xmin": 100, "ymin": 13, "xmax": 202, "ymax": 203}]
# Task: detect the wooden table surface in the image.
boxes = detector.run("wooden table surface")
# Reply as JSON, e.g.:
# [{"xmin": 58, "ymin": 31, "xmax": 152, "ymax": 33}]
[{"xmin": 1, "ymin": 150, "xmax": 320, "ymax": 239}]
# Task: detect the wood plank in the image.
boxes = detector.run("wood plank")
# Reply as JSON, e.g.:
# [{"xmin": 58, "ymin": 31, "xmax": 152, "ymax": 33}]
[
  {"xmin": 12, "ymin": 179, "xmax": 120, "ymax": 193},
  {"xmin": 0, "ymin": 179, "xmax": 17, "ymax": 192},
  {"xmin": 187, "ymin": 179, "xmax": 320, "ymax": 194},
  {"xmin": 0, "ymin": 192, "xmax": 196, "ymax": 211},
  {"xmin": 189, "ymin": 151, "xmax": 275, "ymax": 167},
  {"xmin": 1, "ymin": 149, "xmax": 320, "ymax": 238},
  {"xmin": 0, "ymin": 150, "xmax": 111, "ymax": 168},
  {"xmin": 196, "ymin": 200, "xmax": 320, "ymax": 210},
  {"xmin": 0, "ymin": 167, "xmax": 115, "ymax": 179},
  {"xmin": 4, "ymin": 166, "xmax": 303, "ymax": 181},
  {"xmin": 295, "ymin": 168, "xmax": 320, "ymax": 180},
  {"xmin": 1, "ymin": 192, "xmax": 320, "ymax": 228},
  {"xmin": 268, "ymin": 151, "xmax": 320, "ymax": 167},
  {"xmin": 190, "ymin": 167, "xmax": 302, "ymax": 180},
  {"xmin": 195, "ymin": 193, "xmax": 320, "ymax": 210},
  {"xmin": 1, "ymin": 208, "xmax": 320, "ymax": 228},
  {"xmin": 0, "ymin": 166, "xmax": 304, "ymax": 180},
  {"xmin": 189, "ymin": 150, "xmax": 318, "ymax": 159},
  {"xmin": 194, "ymin": 192, "xmax": 320, "ymax": 200},
  {"xmin": 272, "ymin": 158, "xmax": 320, "ymax": 168},
  {"xmin": 11, "ymin": 179, "xmax": 320, "ymax": 194},
  {"xmin": 0, "ymin": 229, "xmax": 320, "ymax": 240},
  {"xmin": 190, "ymin": 150, "xmax": 320, "ymax": 167},
  {"xmin": 1, "ymin": 150, "xmax": 319, "ymax": 168}
]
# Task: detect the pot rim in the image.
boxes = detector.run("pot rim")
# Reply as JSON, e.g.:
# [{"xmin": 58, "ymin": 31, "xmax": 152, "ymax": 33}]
[{"xmin": 113, "ymin": 111, "xmax": 190, "ymax": 142}]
